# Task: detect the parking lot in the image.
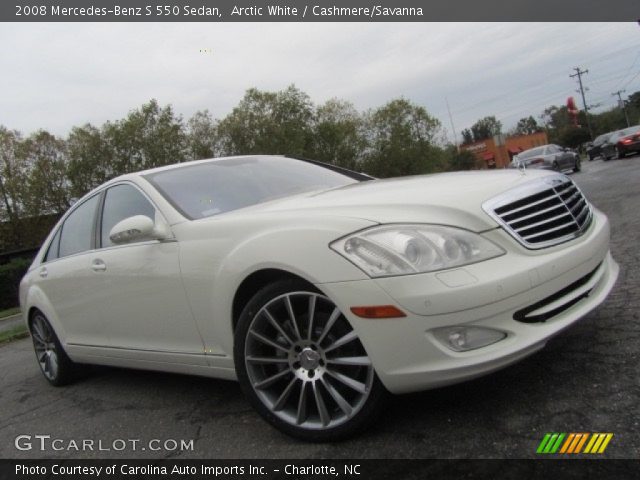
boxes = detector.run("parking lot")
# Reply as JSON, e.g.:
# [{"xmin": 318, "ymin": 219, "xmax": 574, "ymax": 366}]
[{"xmin": 0, "ymin": 156, "xmax": 638, "ymax": 459}]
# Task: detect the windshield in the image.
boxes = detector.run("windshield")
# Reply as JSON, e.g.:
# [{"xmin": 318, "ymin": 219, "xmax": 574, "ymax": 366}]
[
  {"xmin": 621, "ymin": 125, "xmax": 640, "ymax": 136},
  {"xmin": 145, "ymin": 156, "xmax": 358, "ymax": 219}
]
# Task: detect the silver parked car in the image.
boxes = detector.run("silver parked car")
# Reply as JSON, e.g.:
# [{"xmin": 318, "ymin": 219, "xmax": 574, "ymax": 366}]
[{"xmin": 512, "ymin": 144, "xmax": 581, "ymax": 172}]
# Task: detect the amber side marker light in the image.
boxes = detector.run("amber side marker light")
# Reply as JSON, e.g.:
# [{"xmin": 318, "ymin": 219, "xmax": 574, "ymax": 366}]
[{"xmin": 350, "ymin": 305, "xmax": 406, "ymax": 319}]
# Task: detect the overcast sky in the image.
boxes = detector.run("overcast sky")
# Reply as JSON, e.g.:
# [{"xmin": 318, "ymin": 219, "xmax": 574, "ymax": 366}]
[{"xmin": 1, "ymin": 22, "xmax": 639, "ymax": 142}]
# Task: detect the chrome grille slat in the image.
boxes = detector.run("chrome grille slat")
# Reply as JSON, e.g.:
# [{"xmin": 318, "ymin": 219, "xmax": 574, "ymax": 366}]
[
  {"xmin": 522, "ymin": 220, "xmax": 577, "ymax": 240},
  {"xmin": 513, "ymin": 212, "xmax": 573, "ymax": 233},
  {"xmin": 495, "ymin": 192, "xmax": 557, "ymax": 216},
  {"xmin": 482, "ymin": 174, "xmax": 593, "ymax": 249},
  {"xmin": 575, "ymin": 205, "xmax": 589, "ymax": 223},
  {"xmin": 505, "ymin": 202, "xmax": 565, "ymax": 225}
]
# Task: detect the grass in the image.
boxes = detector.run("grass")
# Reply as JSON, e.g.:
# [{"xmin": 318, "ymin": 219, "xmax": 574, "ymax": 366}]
[
  {"xmin": 0, "ymin": 307, "xmax": 20, "ymax": 319},
  {"xmin": 0, "ymin": 324, "xmax": 28, "ymax": 344}
]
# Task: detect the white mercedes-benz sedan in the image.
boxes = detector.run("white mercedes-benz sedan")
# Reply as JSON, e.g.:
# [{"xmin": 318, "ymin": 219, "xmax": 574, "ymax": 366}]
[{"xmin": 20, "ymin": 155, "xmax": 618, "ymax": 440}]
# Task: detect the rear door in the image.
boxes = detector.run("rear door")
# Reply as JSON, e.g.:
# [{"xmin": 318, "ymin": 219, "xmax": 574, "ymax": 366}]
[{"xmin": 35, "ymin": 193, "xmax": 106, "ymax": 346}]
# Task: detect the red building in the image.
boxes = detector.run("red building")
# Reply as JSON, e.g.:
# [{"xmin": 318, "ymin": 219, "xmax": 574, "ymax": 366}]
[{"xmin": 461, "ymin": 131, "xmax": 549, "ymax": 169}]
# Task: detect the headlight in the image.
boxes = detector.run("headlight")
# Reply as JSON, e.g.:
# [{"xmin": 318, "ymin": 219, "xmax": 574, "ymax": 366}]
[{"xmin": 330, "ymin": 224, "xmax": 505, "ymax": 278}]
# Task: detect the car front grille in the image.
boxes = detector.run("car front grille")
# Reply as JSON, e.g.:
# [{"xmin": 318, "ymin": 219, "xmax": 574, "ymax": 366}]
[{"xmin": 483, "ymin": 174, "xmax": 592, "ymax": 249}]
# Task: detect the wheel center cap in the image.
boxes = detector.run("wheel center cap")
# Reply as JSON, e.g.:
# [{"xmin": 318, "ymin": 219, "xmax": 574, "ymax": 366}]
[{"xmin": 298, "ymin": 348, "xmax": 320, "ymax": 370}]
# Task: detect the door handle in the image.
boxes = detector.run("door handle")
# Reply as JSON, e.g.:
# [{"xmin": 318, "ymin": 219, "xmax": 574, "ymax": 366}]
[
  {"xmin": 91, "ymin": 259, "xmax": 107, "ymax": 272},
  {"xmin": 39, "ymin": 267, "xmax": 48, "ymax": 278}
]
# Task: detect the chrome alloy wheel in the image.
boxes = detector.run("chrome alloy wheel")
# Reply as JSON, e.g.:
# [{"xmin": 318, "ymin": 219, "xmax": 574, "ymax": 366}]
[
  {"xmin": 244, "ymin": 292, "xmax": 374, "ymax": 430},
  {"xmin": 31, "ymin": 313, "xmax": 59, "ymax": 381}
]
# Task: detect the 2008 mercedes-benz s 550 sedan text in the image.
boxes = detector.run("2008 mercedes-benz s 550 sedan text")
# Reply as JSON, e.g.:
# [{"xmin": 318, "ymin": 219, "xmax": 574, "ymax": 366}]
[{"xmin": 20, "ymin": 155, "xmax": 618, "ymax": 441}]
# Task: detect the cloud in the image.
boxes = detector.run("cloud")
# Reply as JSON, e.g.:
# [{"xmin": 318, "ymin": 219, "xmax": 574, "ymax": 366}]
[{"xmin": 0, "ymin": 22, "xmax": 638, "ymax": 138}]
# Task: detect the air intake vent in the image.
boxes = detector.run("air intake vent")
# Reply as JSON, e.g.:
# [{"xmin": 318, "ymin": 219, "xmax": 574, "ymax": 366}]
[{"xmin": 483, "ymin": 174, "xmax": 592, "ymax": 249}]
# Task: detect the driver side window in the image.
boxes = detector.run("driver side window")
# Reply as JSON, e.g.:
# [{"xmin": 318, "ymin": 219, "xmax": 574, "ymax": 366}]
[{"xmin": 100, "ymin": 184, "xmax": 156, "ymax": 248}]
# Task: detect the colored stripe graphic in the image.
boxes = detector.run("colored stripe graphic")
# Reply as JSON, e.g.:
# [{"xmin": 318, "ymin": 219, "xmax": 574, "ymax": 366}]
[{"xmin": 537, "ymin": 433, "xmax": 613, "ymax": 454}]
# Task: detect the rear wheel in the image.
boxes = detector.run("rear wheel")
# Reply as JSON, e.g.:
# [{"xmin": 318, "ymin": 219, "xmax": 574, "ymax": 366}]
[
  {"xmin": 30, "ymin": 311, "xmax": 80, "ymax": 386},
  {"xmin": 552, "ymin": 161, "xmax": 560, "ymax": 171},
  {"xmin": 617, "ymin": 147, "xmax": 626, "ymax": 159},
  {"xmin": 234, "ymin": 279, "xmax": 387, "ymax": 441}
]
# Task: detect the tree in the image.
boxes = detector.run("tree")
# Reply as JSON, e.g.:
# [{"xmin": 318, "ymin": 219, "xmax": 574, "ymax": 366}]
[
  {"xmin": 446, "ymin": 147, "xmax": 477, "ymax": 171},
  {"xmin": 461, "ymin": 128, "xmax": 474, "ymax": 145},
  {"xmin": 307, "ymin": 99, "xmax": 366, "ymax": 170},
  {"xmin": 21, "ymin": 130, "xmax": 70, "ymax": 217},
  {"xmin": 470, "ymin": 116, "xmax": 502, "ymax": 142},
  {"xmin": 66, "ymin": 124, "xmax": 114, "ymax": 198},
  {"xmin": 103, "ymin": 99, "xmax": 186, "ymax": 175},
  {"xmin": 514, "ymin": 116, "xmax": 541, "ymax": 136},
  {"xmin": 217, "ymin": 85, "xmax": 314, "ymax": 156},
  {"xmin": 559, "ymin": 126, "xmax": 591, "ymax": 149},
  {"xmin": 0, "ymin": 127, "xmax": 26, "ymax": 246},
  {"xmin": 186, "ymin": 110, "xmax": 221, "ymax": 161},
  {"xmin": 362, "ymin": 98, "xmax": 443, "ymax": 178}
]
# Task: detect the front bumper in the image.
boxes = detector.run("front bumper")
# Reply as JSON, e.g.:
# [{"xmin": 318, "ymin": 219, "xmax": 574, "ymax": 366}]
[{"xmin": 318, "ymin": 209, "xmax": 618, "ymax": 394}]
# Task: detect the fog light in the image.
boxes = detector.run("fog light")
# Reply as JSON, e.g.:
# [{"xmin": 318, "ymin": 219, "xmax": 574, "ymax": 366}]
[{"xmin": 432, "ymin": 326, "xmax": 506, "ymax": 352}]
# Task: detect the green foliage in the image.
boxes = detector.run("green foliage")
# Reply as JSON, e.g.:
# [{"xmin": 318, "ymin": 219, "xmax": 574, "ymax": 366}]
[
  {"xmin": 0, "ymin": 257, "xmax": 32, "ymax": 310},
  {"xmin": 559, "ymin": 126, "xmax": 591, "ymax": 149},
  {"xmin": 104, "ymin": 99, "xmax": 186, "ymax": 174},
  {"xmin": 470, "ymin": 116, "xmax": 502, "ymax": 142},
  {"xmin": 363, "ymin": 98, "xmax": 443, "ymax": 178},
  {"xmin": 446, "ymin": 147, "xmax": 478, "ymax": 171},
  {"xmin": 0, "ymin": 324, "xmax": 28, "ymax": 344},
  {"xmin": 308, "ymin": 99, "xmax": 366, "ymax": 170},
  {"xmin": 513, "ymin": 116, "xmax": 542, "ymax": 136},
  {"xmin": 67, "ymin": 124, "xmax": 114, "ymax": 197},
  {"xmin": 461, "ymin": 128, "xmax": 474, "ymax": 145},
  {"xmin": 186, "ymin": 110, "xmax": 220, "ymax": 160},
  {"xmin": 0, "ymin": 307, "xmax": 20, "ymax": 319},
  {"xmin": 217, "ymin": 85, "xmax": 313, "ymax": 156}
]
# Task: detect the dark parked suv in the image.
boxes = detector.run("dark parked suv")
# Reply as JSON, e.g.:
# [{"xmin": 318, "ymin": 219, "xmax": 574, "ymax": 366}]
[{"xmin": 586, "ymin": 133, "xmax": 611, "ymax": 161}]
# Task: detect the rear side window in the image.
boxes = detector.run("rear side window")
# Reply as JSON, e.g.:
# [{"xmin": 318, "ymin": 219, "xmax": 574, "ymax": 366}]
[
  {"xmin": 58, "ymin": 194, "xmax": 100, "ymax": 258},
  {"xmin": 100, "ymin": 184, "xmax": 156, "ymax": 247},
  {"xmin": 44, "ymin": 228, "xmax": 62, "ymax": 262}
]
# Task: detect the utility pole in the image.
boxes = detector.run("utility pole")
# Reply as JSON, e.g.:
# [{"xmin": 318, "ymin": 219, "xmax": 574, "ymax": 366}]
[
  {"xmin": 611, "ymin": 90, "xmax": 630, "ymax": 127},
  {"xmin": 570, "ymin": 67, "xmax": 593, "ymax": 140}
]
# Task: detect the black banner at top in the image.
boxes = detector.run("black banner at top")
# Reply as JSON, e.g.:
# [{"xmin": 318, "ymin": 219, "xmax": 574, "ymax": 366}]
[{"xmin": 2, "ymin": 0, "xmax": 640, "ymax": 22}]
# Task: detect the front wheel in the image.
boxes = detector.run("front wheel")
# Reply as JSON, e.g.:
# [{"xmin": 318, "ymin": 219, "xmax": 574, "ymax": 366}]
[{"xmin": 234, "ymin": 279, "xmax": 387, "ymax": 441}]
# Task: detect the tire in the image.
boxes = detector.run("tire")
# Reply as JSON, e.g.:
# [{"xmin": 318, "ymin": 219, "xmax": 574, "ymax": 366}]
[
  {"xmin": 234, "ymin": 279, "xmax": 387, "ymax": 441},
  {"xmin": 617, "ymin": 148, "xmax": 626, "ymax": 159},
  {"xmin": 30, "ymin": 311, "xmax": 81, "ymax": 386},
  {"xmin": 573, "ymin": 157, "xmax": 581, "ymax": 173},
  {"xmin": 552, "ymin": 161, "xmax": 560, "ymax": 171}
]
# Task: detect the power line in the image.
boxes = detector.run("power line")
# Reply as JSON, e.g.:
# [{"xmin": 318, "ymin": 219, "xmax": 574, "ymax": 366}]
[{"xmin": 451, "ymin": 43, "xmax": 640, "ymax": 117}]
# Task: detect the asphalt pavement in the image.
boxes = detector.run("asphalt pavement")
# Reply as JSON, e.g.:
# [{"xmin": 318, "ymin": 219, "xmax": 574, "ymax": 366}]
[{"xmin": 0, "ymin": 156, "xmax": 638, "ymax": 459}]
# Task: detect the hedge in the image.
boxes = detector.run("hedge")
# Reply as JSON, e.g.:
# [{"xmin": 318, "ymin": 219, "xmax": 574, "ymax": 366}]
[{"xmin": 0, "ymin": 257, "xmax": 32, "ymax": 310}]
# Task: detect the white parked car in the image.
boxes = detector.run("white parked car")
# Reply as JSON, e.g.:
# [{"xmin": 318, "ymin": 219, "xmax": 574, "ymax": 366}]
[{"xmin": 20, "ymin": 155, "xmax": 618, "ymax": 440}]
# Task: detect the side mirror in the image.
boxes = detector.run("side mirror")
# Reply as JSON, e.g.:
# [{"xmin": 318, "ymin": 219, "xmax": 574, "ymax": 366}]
[{"xmin": 109, "ymin": 215, "xmax": 169, "ymax": 244}]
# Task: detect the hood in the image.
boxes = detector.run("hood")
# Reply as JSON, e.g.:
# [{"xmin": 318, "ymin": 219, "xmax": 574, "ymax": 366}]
[{"xmin": 255, "ymin": 169, "xmax": 555, "ymax": 232}]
